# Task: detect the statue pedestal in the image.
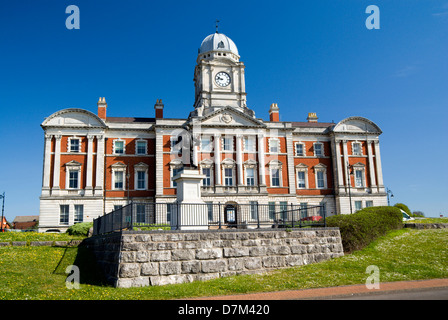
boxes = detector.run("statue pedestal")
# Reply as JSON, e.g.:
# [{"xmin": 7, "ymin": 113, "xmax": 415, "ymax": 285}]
[{"xmin": 171, "ymin": 169, "xmax": 207, "ymax": 230}]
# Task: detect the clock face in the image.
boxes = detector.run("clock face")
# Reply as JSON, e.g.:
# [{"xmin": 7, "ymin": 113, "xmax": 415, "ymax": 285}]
[{"xmin": 215, "ymin": 72, "xmax": 231, "ymax": 87}]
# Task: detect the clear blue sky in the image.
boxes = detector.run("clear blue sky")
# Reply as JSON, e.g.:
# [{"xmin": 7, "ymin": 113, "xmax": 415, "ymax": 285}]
[{"xmin": 0, "ymin": 0, "xmax": 447, "ymax": 221}]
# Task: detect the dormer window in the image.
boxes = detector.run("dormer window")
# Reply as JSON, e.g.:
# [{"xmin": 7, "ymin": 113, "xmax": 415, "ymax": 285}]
[{"xmin": 217, "ymin": 41, "xmax": 225, "ymax": 49}]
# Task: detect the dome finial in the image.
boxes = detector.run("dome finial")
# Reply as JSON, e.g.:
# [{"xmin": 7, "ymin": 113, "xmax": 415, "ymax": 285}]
[{"xmin": 215, "ymin": 19, "xmax": 219, "ymax": 33}]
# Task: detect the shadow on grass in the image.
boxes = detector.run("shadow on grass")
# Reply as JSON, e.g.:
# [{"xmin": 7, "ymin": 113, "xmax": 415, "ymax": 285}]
[{"xmin": 52, "ymin": 245, "xmax": 110, "ymax": 286}]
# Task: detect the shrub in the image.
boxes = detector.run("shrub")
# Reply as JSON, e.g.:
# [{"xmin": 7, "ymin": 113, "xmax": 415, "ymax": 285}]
[
  {"xmin": 326, "ymin": 206, "xmax": 402, "ymax": 253},
  {"xmin": 66, "ymin": 222, "xmax": 93, "ymax": 237},
  {"xmin": 394, "ymin": 203, "xmax": 411, "ymax": 216}
]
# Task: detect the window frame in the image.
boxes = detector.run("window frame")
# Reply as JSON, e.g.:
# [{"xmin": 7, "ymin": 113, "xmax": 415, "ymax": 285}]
[
  {"xmin": 113, "ymin": 139, "xmax": 126, "ymax": 155},
  {"xmin": 313, "ymin": 142, "xmax": 324, "ymax": 157},
  {"xmin": 135, "ymin": 139, "xmax": 147, "ymax": 155}
]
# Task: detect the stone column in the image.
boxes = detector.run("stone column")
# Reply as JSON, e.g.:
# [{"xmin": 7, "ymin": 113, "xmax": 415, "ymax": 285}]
[
  {"xmin": 214, "ymin": 133, "xmax": 221, "ymax": 187},
  {"xmin": 367, "ymin": 140, "xmax": 377, "ymax": 192},
  {"xmin": 155, "ymin": 130, "xmax": 164, "ymax": 197},
  {"xmin": 257, "ymin": 133, "xmax": 266, "ymax": 187},
  {"xmin": 342, "ymin": 140, "xmax": 349, "ymax": 190},
  {"xmin": 236, "ymin": 135, "xmax": 243, "ymax": 186},
  {"xmin": 286, "ymin": 132, "xmax": 296, "ymax": 194},
  {"xmin": 95, "ymin": 135, "xmax": 105, "ymax": 196},
  {"xmin": 42, "ymin": 134, "xmax": 53, "ymax": 196},
  {"xmin": 333, "ymin": 139, "xmax": 345, "ymax": 193},
  {"xmin": 374, "ymin": 141, "xmax": 385, "ymax": 192},
  {"xmin": 85, "ymin": 135, "xmax": 94, "ymax": 195},
  {"xmin": 52, "ymin": 135, "xmax": 62, "ymax": 194}
]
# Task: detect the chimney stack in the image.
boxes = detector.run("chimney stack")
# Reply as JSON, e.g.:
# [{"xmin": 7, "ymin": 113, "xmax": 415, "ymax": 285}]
[
  {"xmin": 154, "ymin": 99, "xmax": 164, "ymax": 118},
  {"xmin": 97, "ymin": 97, "xmax": 107, "ymax": 120},
  {"xmin": 307, "ymin": 112, "xmax": 318, "ymax": 123},
  {"xmin": 269, "ymin": 103, "xmax": 280, "ymax": 122}
]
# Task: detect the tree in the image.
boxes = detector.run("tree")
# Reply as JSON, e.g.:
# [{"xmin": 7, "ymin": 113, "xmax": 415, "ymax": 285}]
[{"xmin": 412, "ymin": 211, "xmax": 425, "ymax": 217}]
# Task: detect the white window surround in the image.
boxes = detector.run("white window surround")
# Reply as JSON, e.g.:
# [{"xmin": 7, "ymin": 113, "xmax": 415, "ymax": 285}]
[
  {"xmin": 350, "ymin": 162, "xmax": 366, "ymax": 188},
  {"xmin": 268, "ymin": 159, "xmax": 283, "ymax": 187},
  {"xmin": 268, "ymin": 138, "xmax": 280, "ymax": 153},
  {"xmin": 134, "ymin": 162, "xmax": 149, "ymax": 190},
  {"xmin": 170, "ymin": 136, "xmax": 182, "ymax": 154},
  {"xmin": 221, "ymin": 158, "xmax": 236, "ymax": 186},
  {"xmin": 243, "ymin": 136, "xmax": 256, "ymax": 152},
  {"xmin": 65, "ymin": 160, "xmax": 82, "ymax": 190},
  {"xmin": 313, "ymin": 142, "xmax": 324, "ymax": 157},
  {"xmin": 199, "ymin": 159, "xmax": 214, "ymax": 186},
  {"xmin": 169, "ymin": 159, "xmax": 183, "ymax": 187},
  {"xmin": 113, "ymin": 139, "xmax": 126, "ymax": 154},
  {"xmin": 351, "ymin": 141, "xmax": 363, "ymax": 156},
  {"xmin": 295, "ymin": 163, "xmax": 309, "ymax": 189},
  {"xmin": 314, "ymin": 163, "xmax": 328, "ymax": 189},
  {"xmin": 200, "ymin": 136, "xmax": 213, "ymax": 152},
  {"xmin": 135, "ymin": 139, "xmax": 147, "ymax": 155},
  {"xmin": 67, "ymin": 137, "xmax": 81, "ymax": 153},
  {"xmin": 221, "ymin": 136, "xmax": 234, "ymax": 152},
  {"xmin": 294, "ymin": 142, "xmax": 305, "ymax": 156},
  {"xmin": 243, "ymin": 159, "xmax": 258, "ymax": 186},
  {"xmin": 111, "ymin": 162, "xmax": 127, "ymax": 190}
]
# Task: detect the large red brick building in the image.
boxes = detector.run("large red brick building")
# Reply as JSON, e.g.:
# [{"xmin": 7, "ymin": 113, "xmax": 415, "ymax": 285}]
[{"xmin": 39, "ymin": 32, "xmax": 387, "ymax": 232}]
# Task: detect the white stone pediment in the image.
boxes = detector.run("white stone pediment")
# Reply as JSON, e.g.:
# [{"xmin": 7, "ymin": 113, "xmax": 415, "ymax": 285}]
[
  {"xmin": 199, "ymin": 107, "xmax": 265, "ymax": 128},
  {"xmin": 333, "ymin": 116, "xmax": 381, "ymax": 134},
  {"xmin": 42, "ymin": 108, "xmax": 107, "ymax": 128}
]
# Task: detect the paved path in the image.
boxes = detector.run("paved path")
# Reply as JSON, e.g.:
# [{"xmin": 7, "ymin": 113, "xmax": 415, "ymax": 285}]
[{"xmin": 189, "ymin": 278, "xmax": 448, "ymax": 300}]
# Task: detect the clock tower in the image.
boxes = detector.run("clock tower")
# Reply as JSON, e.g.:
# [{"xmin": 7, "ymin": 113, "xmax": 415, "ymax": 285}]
[{"xmin": 192, "ymin": 32, "xmax": 253, "ymax": 118}]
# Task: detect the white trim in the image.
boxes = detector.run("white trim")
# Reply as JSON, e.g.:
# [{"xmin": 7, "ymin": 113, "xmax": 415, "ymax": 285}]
[
  {"xmin": 243, "ymin": 159, "xmax": 258, "ymax": 186},
  {"xmin": 221, "ymin": 158, "xmax": 236, "ymax": 186},
  {"xmin": 111, "ymin": 162, "xmax": 127, "ymax": 190},
  {"xmin": 268, "ymin": 138, "xmax": 280, "ymax": 153},
  {"xmin": 135, "ymin": 139, "xmax": 148, "ymax": 155},
  {"xmin": 65, "ymin": 160, "xmax": 82, "ymax": 190},
  {"xmin": 295, "ymin": 163, "xmax": 309, "ymax": 189},
  {"xmin": 314, "ymin": 163, "xmax": 328, "ymax": 189},
  {"xmin": 113, "ymin": 138, "xmax": 126, "ymax": 155},
  {"xmin": 199, "ymin": 159, "xmax": 214, "ymax": 186},
  {"xmin": 243, "ymin": 136, "xmax": 256, "ymax": 152},
  {"xmin": 351, "ymin": 141, "xmax": 363, "ymax": 156},
  {"xmin": 221, "ymin": 136, "xmax": 234, "ymax": 152},
  {"xmin": 268, "ymin": 160, "xmax": 283, "ymax": 187},
  {"xmin": 134, "ymin": 162, "xmax": 149, "ymax": 190},
  {"xmin": 67, "ymin": 137, "xmax": 81, "ymax": 153},
  {"xmin": 313, "ymin": 142, "xmax": 324, "ymax": 157},
  {"xmin": 294, "ymin": 141, "xmax": 305, "ymax": 156}
]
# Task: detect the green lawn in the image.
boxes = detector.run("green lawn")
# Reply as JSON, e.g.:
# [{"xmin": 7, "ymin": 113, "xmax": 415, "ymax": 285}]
[{"xmin": 0, "ymin": 228, "xmax": 447, "ymax": 300}]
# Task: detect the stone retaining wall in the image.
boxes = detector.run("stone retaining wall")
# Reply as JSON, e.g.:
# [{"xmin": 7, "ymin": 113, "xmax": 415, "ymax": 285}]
[
  {"xmin": 404, "ymin": 223, "xmax": 448, "ymax": 229},
  {"xmin": 0, "ymin": 240, "xmax": 83, "ymax": 247},
  {"xmin": 84, "ymin": 228, "xmax": 344, "ymax": 288}
]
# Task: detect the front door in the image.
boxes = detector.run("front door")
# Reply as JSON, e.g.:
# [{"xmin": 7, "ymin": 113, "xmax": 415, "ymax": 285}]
[{"xmin": 224, "ymin": 204, "xmax": 237, "ymax": 226}]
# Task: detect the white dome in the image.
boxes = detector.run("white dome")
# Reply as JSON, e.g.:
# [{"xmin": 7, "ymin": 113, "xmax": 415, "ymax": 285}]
[{"xmin": 199, "ymin": 33, "xmax": 239, "ymax": 56}]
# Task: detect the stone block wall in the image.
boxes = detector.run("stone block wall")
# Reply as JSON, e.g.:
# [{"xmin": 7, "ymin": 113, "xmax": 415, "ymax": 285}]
[{"xmin": 85, "ymin": 228, "xmax": 344, "ymax": 288}]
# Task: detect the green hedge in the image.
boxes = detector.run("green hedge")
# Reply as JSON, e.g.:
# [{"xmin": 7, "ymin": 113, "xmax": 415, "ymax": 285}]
[
  {"xmin": 66, "ymin": 222, "xmax": 93, "ymax": 237},
  {"xmin": 326, "ymin": 206, "xmax": 402, "ymax": 253}
]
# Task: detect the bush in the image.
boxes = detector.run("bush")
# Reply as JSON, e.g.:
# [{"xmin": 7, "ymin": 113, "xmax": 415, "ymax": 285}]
[
  {"xmin": 326, "ymin": 206, "xmax": 402, "ymax": 253},
  {"xmin": 394, "ymin": 203, "xmax": 411, "ymax": 216},
  {"xmin": 66, "ymin": 222, "xmax": 93, "ymax": 237}
]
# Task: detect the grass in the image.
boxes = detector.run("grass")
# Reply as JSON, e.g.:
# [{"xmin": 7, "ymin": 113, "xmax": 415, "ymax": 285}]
[
  {"xmin": 0, "ymin": 231, "xmax": 84, "ymax": 244},
  {"xmin": 0, "ymin": 228, "xmax": 447, "ymax": 300},
  {"xmin": 411, "ymin": 217, "xmax": 448, "ymax": 224}
]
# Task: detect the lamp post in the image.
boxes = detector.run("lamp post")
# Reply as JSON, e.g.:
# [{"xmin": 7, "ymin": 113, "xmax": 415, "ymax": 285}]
[
  {"xmin": 347, "ymin": 162, "xmax": 353, "ymax": 214},
  {"xmin": 386, "ymin": 188, "xmax": 394, "ymax": 206},
  {"xmin": 0, "ymin": 192, "xmax": 5, "ymax": 232}
]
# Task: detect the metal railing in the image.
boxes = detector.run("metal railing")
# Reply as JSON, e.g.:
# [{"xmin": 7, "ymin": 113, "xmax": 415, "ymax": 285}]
[{"xmin": 92, "ymin": 202, "xmax": 326, "ymax": 236}]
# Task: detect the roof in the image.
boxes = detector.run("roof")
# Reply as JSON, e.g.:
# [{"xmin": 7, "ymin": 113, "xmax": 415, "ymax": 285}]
[
  {"xmin": 291, "ymin": 122, "xmax": 334, "ymax": 128},
  {"xmin": 106, "ymin": 117, "xmax": 155, "ymax": 123},
  {"xmin": 13, "ymin": 216, "xmax": 39, "ymax": 223},
  {"xmin": 199, "ymin": 33, "xmax": 239, "ymax": 56}
]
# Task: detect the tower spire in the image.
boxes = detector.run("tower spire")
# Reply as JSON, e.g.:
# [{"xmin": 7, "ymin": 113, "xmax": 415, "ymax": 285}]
[{"xmin": 215, "ymin": 19, "xmax": 219, "ymax": 33}]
